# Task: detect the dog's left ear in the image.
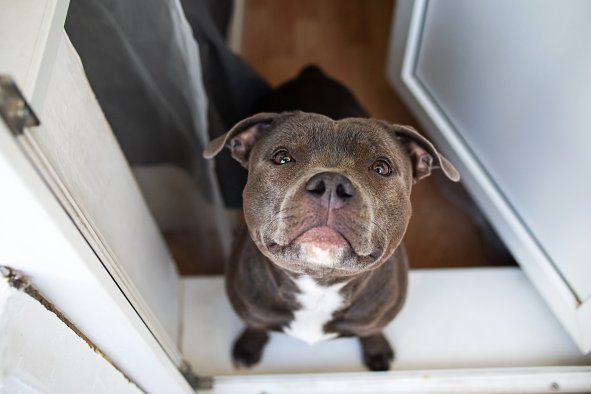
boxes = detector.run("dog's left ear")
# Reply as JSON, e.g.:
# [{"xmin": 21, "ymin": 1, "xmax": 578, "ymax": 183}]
[
  {"xmin": 388, "ymin": 123, "xmax": 460, "ymax": 183},
  {"xmin": 203, "ymin": 112, "xmax": 279, "ymax": 167}
]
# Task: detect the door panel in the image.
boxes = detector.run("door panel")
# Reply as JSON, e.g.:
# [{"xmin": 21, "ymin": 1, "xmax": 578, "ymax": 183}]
[
  {"xmin": 414, "ymin": 0, "xmax": 591, "ymax": 302},
  {"xmin": 387, "ymin": 0, "xmax": 591, "ymax": 352}
]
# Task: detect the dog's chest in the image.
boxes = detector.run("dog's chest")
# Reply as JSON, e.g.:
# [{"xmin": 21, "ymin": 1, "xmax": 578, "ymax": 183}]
[{"xmin": 284, "ymin": 276, "xmax": 347, "ymax": 345}]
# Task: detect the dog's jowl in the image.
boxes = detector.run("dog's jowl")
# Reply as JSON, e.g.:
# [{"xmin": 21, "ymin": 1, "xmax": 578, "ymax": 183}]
[{"xmin": 204, "ymin": 101, "xmax": 459, "ymax": 372}]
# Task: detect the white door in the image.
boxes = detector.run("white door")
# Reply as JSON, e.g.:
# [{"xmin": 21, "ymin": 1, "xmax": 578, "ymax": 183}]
[
  {"xmin": 0, "ymin": 0, "xmax": 190, "ymax": 392},
  {"xmin": 387, "ymin": 0, "xmax": 591, "ymax": 352}
]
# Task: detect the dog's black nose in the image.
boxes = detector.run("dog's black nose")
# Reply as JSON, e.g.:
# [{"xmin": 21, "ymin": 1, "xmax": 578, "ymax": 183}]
[{"xmin": 305, "ymin": 172, "xmax": 355, "ymax": 209}]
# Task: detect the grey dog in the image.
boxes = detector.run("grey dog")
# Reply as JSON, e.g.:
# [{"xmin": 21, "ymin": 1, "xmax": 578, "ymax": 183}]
[{"xmin": 204, "ymin": 66, "xmax": 459, "ymax": 371}]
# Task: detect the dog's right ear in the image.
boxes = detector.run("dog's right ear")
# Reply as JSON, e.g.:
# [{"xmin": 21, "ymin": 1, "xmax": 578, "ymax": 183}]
[{"xmin": 203, "ymin": 112, "xmax": 278, "ymax": 167}]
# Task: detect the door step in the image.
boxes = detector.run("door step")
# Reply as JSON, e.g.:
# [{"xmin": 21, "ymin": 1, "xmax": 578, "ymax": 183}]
[{"xmin": 181, "ymin": 267, "xmax": 590, "ymax": 376}]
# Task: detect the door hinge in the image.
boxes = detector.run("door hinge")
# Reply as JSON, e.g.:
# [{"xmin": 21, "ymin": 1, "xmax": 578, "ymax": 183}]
[
  {"xmin": 180, "ymin": 360, "xmax": 214, "ymax": 392},
  {"xmin": 0, "ymin": 75, "xmax": 40, "ymax": 135}
]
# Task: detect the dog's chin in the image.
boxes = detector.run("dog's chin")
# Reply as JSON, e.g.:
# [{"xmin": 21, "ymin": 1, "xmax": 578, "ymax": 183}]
[{"xmin": 263, "ymin": 226, "xmax": 383, "ymax": 276}]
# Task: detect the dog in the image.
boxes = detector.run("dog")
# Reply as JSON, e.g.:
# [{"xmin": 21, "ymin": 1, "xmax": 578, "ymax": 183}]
[{"xmin": 203, "ymin": 67, "xmax": 459, "ymax": 371}]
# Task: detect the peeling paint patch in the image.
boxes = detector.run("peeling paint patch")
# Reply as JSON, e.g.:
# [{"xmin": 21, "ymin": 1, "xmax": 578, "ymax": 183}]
[{"xmin": 1, "ymin": 266, "xmax": 143, "ymax": 393}]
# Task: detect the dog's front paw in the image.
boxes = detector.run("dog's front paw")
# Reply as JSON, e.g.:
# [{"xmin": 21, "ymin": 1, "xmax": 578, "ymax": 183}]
[
  {"xmin": 232, "ymin": 327, "xmax": 269, "ymax": 368},
  {"xmin": 364, "ymin": 350, "xmax": 393, "ymax": 371},
  {"xmin": 359, "ymin": 332, "xmax": 394, "ymax": 371}
]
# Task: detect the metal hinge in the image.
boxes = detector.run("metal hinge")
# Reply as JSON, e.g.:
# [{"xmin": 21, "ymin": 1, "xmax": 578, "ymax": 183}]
[
  {"xmin": 0, "ymin": 75, "xmax": 40, "ymax": 135},
  {"xmin": 180, "ymin": 360, "xmax": 214, "ymax": 392}
]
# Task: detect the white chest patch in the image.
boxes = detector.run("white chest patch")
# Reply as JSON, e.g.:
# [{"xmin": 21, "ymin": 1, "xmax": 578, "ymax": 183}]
[{"xmin": 284, "ymin": 276, "xmax": 347, "ymax": 345}]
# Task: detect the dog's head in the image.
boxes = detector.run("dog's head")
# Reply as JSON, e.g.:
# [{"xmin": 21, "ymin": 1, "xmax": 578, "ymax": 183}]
[{"xmin": 204, "ymin": 112, "xmax": 459, "ymax": 277}]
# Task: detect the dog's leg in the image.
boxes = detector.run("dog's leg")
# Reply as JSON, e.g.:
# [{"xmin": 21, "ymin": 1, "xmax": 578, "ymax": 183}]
[
  {"xmin": 358, "ymin": 332, "xmax": 394, "ymax": 371},
  {"xmin": 232, "ymin": 327, "xmax": 269, "ymax": 368}
]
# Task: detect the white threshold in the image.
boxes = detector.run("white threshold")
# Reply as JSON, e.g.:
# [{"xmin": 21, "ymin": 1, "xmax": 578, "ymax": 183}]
[{"xmin": 209, "ymin": 367, "xmax": 591, "ymax": 394}]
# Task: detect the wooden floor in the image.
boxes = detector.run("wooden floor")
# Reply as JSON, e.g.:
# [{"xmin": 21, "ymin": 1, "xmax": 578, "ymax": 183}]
[{"xmin": 241, "ymin": 0, "xmax": 514, "ymax": 268}]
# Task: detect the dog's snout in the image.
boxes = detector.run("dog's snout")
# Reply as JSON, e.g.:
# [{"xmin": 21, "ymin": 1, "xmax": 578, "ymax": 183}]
[{"xmin": 305, "ymin": 172, "xmax": 355, "ymax": 209}]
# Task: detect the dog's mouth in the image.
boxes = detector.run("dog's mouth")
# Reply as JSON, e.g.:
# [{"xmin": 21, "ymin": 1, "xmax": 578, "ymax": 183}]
[{"xmin": 264, "ymin": 226, "xmax": 383, "ymax": 266}]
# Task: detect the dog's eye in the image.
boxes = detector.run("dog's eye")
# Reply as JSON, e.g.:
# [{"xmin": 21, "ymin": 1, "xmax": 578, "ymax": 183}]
[
  {"xmin": 271, "ymin": 149, "xmax": 294, "ymax": 165},
  {"xmin": 370, "ymin": 159, "xmax": 392, "ymax": 176}
]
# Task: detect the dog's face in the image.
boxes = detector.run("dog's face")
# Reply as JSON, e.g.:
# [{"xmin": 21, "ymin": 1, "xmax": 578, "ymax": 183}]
[{"xmin": 205, "ymin": 112, "xmax": 459, "ymax": 277}]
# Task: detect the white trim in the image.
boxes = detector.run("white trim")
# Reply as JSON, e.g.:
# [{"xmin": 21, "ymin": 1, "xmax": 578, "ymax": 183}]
[
  {"xmin": 209, "ymin": 367, "xmax": 591, "ymax": 394},
  {"xmin": 386, "ymin": 0, "xmax": 589, "ymax": 353}
]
